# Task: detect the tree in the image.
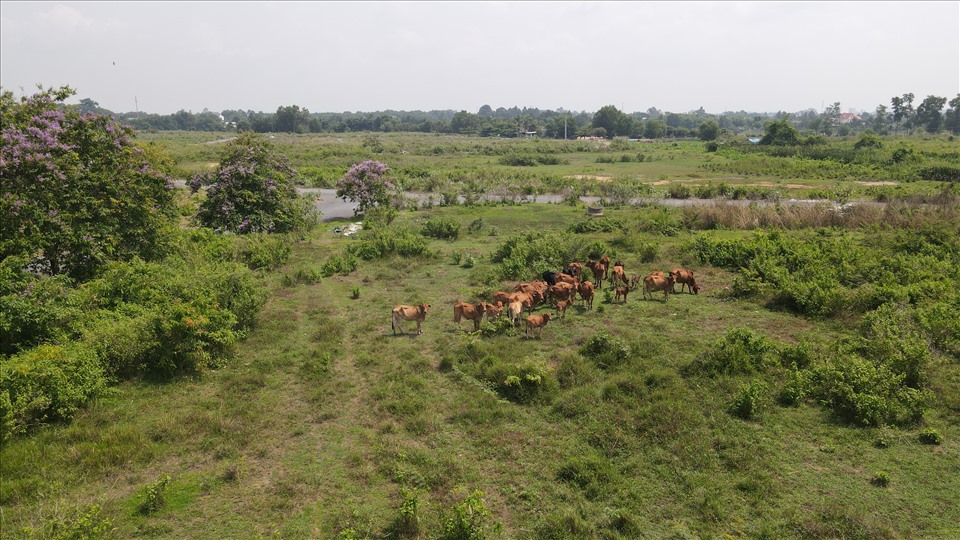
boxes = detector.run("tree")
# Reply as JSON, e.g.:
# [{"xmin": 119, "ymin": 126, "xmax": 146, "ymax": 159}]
[
  {"xmin": 191, "ymin": 132, "xmax": 315, "ymax": 234},
  {"xmin": 336, "ymin": 160, "xmax": 396, "ymax": 216},
  {"xmin": 821, "ymin": 102, "xmax": 841, "ymax": 136},
  {"xmin": 698, "ymin": 121, "xmax": 720, "ymax": 141},
  {"xmin": 450, "ymin": 111, "xmax": 482, "ymax": 134},
  {"xmin": 759, "ymin": 119, "xmax": 801, "ymax": 146},
  {"xmin": 945, "ymin": 95, "xmax": 960, "ymax": 135},
  {"xmin": 915, "ymin": 95, "xmax": 947, "ymax": 134},
  {"xmin": 274, "ymin": 104, "xmax": 309, "ymax": 133},
  {"xmin": 0, "ymin": 86, "xmax": 178, "ymax": 280},
  {"xmin": 644, "ymin": 118, "xmax": 667, "ymax": 139},
  {"xmin": 872, "ymin": 104, "xmax": 889, "ymax": 134},
  {"xmin": 592, "ymin": 105, "xmax": 627, "ymax": 138},
  {"xmin": 891, "ymin": 93, "xmax": 915, "ymax": 133}
]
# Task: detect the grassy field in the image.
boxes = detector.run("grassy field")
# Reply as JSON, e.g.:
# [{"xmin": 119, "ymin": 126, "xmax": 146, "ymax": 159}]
[
  {"xmin": 4, "ymin": 199, "xmax": 959, "ymax": 539},
  {"xmin": 2, "ymin": 132, "xmax": 959, "ymax": 539}
]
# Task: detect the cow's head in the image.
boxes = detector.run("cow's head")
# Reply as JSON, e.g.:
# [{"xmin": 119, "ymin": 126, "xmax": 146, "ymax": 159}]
[{"xmin": 419, "ymin": 303, "xmax": 431, "ymax": 315}]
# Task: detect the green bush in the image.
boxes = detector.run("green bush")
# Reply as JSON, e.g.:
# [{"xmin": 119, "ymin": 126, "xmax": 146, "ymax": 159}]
[
  {"xmin": 440, "ymin": 490, "xmax": 499, "ymax": 540},
  {"xmin": 688, "ymin": 327, "xmax": 774, "ymax": 377},
  {"xmin": 421, "ymin": 217, "xmax": 461, "ymax": 240},
  {"xmin": 348, "ymin": 225, "xmax": 429, "ymax": 260},
  {"xmin": 233, "ymin": 233, "xmax": 292, "ymax": 270},
  {"xmin": 580, "ymin": 331, "xmax": 631, "ymax": 370},
  {"xmin": 322, "ymin": 251, "xmax": 359, "ymax": 276},
  {"xmin": 807, "ymin": 353, "xmax": 928, "ymax": 426},
  {"xmin": 137, "ymin": 474, "xmax": 171, "ymax": 515},
  {"xmin": 473, "ymin": 357, "xmax": 555, "ymax": 404},
  {"xmin": 0, "ymin": 344, "xmax": 106, "ymax": 440},
  {"xmin": 729, "ymin": 379, "xmax": 769, "ymax": 420},
  {"xmin": 0, "ymin": 264, "xmax": 82, "ymax": 355},
  {"xmin": 42, "ymin": 504, "xmax": 114, "ymax": 540},
  {"xmin": 918, "ymin": 427, "xmax": 943, "ymax": 445}
]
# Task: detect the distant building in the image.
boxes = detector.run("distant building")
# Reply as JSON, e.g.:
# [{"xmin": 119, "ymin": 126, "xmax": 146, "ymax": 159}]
[{"xmin": 839, "ymin": 113, "xmax": 862, "ymax": 124}]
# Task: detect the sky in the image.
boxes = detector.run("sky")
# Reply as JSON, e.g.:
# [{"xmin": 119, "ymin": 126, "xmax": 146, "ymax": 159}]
[{"xmin": 2, "ymin": 1, "xmax": 958, "ymax": 116}]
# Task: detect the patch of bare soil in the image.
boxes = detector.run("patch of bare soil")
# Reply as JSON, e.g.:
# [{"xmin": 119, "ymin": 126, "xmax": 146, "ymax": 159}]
[{"xmin": 856, "ymin": 181, "xmax": 897, "ymax": 186}]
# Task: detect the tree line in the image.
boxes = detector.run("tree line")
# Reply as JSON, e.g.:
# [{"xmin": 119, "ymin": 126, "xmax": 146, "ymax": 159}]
[{"xmin": 75, "ymin": 93, "xmax": 960, "ymax": 139}]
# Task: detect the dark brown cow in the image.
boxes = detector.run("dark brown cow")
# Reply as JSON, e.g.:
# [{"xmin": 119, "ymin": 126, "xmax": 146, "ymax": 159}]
[
  {"xmin": 670, "ymin": 268, "xmax": 702, "ymax": 294},
  {"xmin": 392, "ymin": 303, "xmax": 431, "ymax": 335},
  {"xmin": 525, "ymin": 313, "xmax": 552, "ymax": 338},
  {"xmin": 566, "ymin": 262, "xmax": 583, "ymax": 279},
  {"xmin": 578, "ymin": 280, "xmax": 595, "ymax": 310},
  {"xmin": 643, "ymin": 273, "xmax": 675, "ymax": 302},
  {"xmin": 454, "ymin": 302, "xmax": 487, "ymax": 332}
]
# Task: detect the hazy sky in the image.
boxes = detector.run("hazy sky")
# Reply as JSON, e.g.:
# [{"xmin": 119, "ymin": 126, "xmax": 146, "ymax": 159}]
[{"xmin": 2, "ymin": 1, "xmax": 958, "ymax": 116}]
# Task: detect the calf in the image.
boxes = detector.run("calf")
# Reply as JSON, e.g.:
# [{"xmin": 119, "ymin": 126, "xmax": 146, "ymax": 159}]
[
  {"xmin": 524, "ymin": 313, "xmax": 552, "ymax": 339},
  {"xmin": 483, "ymin": 301, "xmax": 504, "ymax": 321},
  {"xmin": 599, "ymin": 256, "xmax": 611, "ymax": 279},
  {"xmin": 453, "ymin": 302, "xmax": 487, "ymax": 332},
  {"xmin": 670, "ymin": 268, "xmax": 702, "ymax": 294},
  {"xmin": 643, "ymin": 273, "xmax": 675, "ymax": 302},
  {"xmin": 615, "ymin": 286, "xmax": 629, "ymax": 303},
  {"xmin": 555, "ymin": 299, "xmax": 571, "ymax": 320},
  {"xmin": 392, "ymin": 303, "xmax": 431, "ymax": 335}
]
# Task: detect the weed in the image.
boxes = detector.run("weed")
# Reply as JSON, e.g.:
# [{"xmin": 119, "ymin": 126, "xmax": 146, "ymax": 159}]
[
  {"xmin": 136, "ymin": 474, "xmax": 171, "ymax": 515},
  {"xmin": 918, "ymin": 427, "xmax": 943, "ymax": 445},
  {"xmin": 729, "ymin": 379, "xmax": 769, "ymax": 420},
  {"xmin": 351, "ymin": 287, "xmax": 361, "ymax": 299},
  {"xmin": 871, "ymin": 472, "xmax": 890, "ymax": 487}
]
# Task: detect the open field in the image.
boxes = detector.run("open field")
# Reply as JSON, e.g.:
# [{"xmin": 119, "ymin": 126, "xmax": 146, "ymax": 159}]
[{"xmin": 2, "ymin": 131, "xmax": 959, "ymax": 539}]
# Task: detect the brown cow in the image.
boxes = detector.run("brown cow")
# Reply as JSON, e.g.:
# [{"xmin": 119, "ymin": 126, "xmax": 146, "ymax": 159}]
[
  {"xmin": 643, "ymin": 273, "xmax": 675, "ymax": 302},
  {"xmin": 578, "ymin": 280, "xmax": 595, "ymax": 310},
  {"xmin": 525, "ymin": 313, "xmax": 552, "ymax": 338},
  {"xmin": 599, "ymin": 256, "xmax": 611, "ymax": 279},
  {"xmin": 615, "ymin": 286, "xmax": 629, "ymax": 303},
  {"xmin": 515, "ymin": 280, "xmax": 548, "ymax": 301},
  {"xmin": 494, "ymin": 290, "xmax": 535, "ymax": 311},
  {"xmin": 565, "ymin": 262, "xmax": 583, "ymax": 279},
  {"xmin": 610, "ymin": 265, "xmax": 627, "ymax": 288},
  {"xmin": 453, "ymin": 302, "xmax": 487, "ymax": 332},
  {"xmin": 555, "ymin": 299, "xmax": 571, "ymax": 320},
  {"xmin": 507, "ymin": 300, "xmax": 525, "ymax": 326},
  {"xmin": 555, "ymin": 272, "xmax": 579, "ymax": 287},
  {"xmin": 392, "ymin": 303, "xmax": 431, "ymax": 335},
  {"xmin": 629, "ymin": 274, "xmax": 644, "ymax": 291},
  {"xmin": 670, "ymin": 268, "xmax": 702, "ymax": 294},
  {"xmin": 586, "ymin": 260, "xmax": 605, "ymax": 288},
  {"xmin": 548, "ymin": 282, "xmax": 576, "ymax": 306}
]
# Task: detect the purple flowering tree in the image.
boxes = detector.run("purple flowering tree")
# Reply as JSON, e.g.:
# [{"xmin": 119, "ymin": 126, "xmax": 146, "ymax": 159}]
[
  {"xmin": 336, "ymin": 160, "xmax": 396, "ymax": 216},
  {"xmin": 0, "ymin": 86, "xmax": 177, "ymax": 280},
  {"xmin": 192, "ymin": 132, "xmax": 316, "ymax": 234}
]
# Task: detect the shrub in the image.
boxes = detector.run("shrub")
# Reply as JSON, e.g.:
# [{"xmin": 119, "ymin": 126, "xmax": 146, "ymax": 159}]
[
  {"xmin": 918, "ymin": 427, "xmax": 943, "ymax": 445},
  {"xmin": 137, "ymin": 474, "xmax": 171, "ymax": 515},
  {"xmin": 42, "ymin": 504, "xmax": 113, "ymax": 540},
  {"xmin": 322, "ymin": 252, "xmax": 358, "ymax": 276},
  {"xmin": 729, "ymin": 379, "xmax": 769, "ymax": 420},
  {"xmin": 472, "ymin": 357, "xmax": 555, "ymax": 404},
  {"xmin": 348, "ymin": 226, "xmax": 429, "ymax": 260},
  {"xmin": 422, "ymin": 217, "xmax": 461, "ymax": 240},
  {"xmin": 1, "ymin": 343, "xmax": 106, "ymax": 441},
  {"xmin": 870, "ymin": 472, "xmax": 890, "ymax": 488},
  {"xmin": 233, "ymin": 233, "xmax": 292, "ymax": 270},
  {"xmin": 579, "ymin": 331, "xmax": 631, "ymax": 370},
  {"xmin": 388, "ymin": 488, "xmax": 421, "ymax": 537},
  {"xmin": 439, "ymin": 490, "xmax": 499, "ymax": 540},
  {"xmin": 688, "ymin": 327, "xmax": 774, "ymax": 377},
  {"xmin": 0, "ymin": 264, "xmax": 82, "ymax": 355},
  {"xmin": 807, "ymin": 353, "xmax": 929, "ymax": 426}
]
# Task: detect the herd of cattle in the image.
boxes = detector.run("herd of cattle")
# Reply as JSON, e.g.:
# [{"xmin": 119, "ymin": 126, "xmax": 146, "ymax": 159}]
[{"xmin": 391, "ymin": 256, "xmax": 702, "ymax": 339}]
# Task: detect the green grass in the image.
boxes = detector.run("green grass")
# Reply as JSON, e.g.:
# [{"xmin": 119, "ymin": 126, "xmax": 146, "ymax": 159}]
[{"xmin": 3, "ymin": 200, "xmax": 958, "ymax": 539}]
